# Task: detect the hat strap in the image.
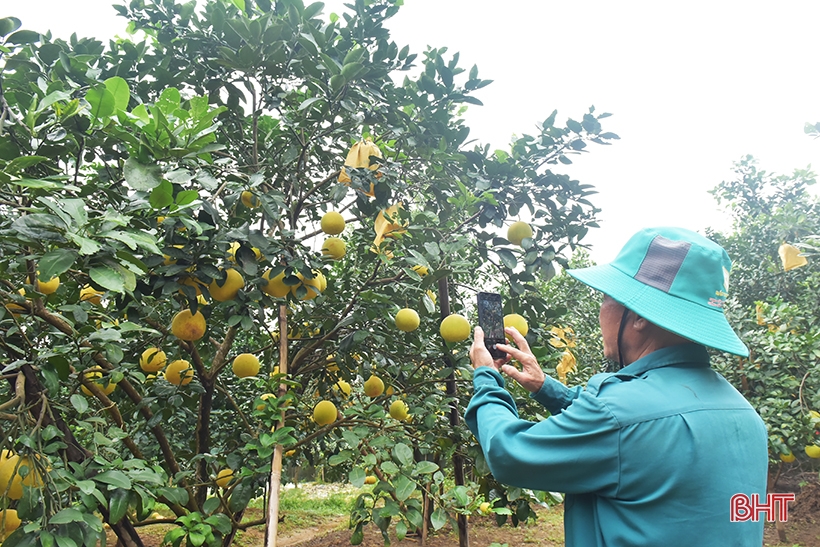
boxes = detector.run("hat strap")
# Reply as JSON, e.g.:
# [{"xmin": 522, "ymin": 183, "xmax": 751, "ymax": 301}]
[{"xmin": 617, "ymin": 307, "xmax": 631, "ymax": 370}]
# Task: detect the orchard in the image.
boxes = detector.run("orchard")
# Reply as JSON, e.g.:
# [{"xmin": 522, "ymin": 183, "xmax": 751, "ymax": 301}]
[{"xmin": 0, "ymin": 2, "xmax": 618, "ymax": 547}]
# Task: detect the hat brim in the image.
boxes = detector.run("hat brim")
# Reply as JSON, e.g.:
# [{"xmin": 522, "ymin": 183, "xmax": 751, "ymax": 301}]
[{"xmin": 567, "ymin": 263, "xmax": 749, "ymax": 357}]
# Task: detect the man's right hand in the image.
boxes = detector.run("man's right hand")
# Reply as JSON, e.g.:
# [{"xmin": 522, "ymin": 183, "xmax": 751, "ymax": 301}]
[{"xmin": 495, "ymin": 327, "xmax": 546, "ymax": 393}]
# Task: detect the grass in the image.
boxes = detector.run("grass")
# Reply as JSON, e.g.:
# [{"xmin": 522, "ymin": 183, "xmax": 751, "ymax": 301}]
[{"xmin": 241, "ymin": 482, "xmax": 361, "ymax": 537}]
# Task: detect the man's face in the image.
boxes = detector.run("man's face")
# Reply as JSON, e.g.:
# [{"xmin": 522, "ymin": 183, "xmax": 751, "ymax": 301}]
[{"xmin": 599, "ymin": 295, "xmax": 626, "ymax": 363}]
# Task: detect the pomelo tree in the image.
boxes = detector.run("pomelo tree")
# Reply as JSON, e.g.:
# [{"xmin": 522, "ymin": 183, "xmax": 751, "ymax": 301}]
[
  {"xmin": 707, "ymin": 156, "xmax": 820, "ymax": 470},
  {"xmin": 0, "ymin": 1, "xmax": 617, "ymax": 546}
]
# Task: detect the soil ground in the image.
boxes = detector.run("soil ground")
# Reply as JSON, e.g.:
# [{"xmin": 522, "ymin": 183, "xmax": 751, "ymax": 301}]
[{"xmin": 113, "ymin": 473, "xmax": 820, "ymax": 546}]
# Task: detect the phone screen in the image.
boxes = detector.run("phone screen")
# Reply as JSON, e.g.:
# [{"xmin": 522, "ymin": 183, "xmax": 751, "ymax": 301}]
[{"xmin": 478, "ymin": 294, "xmax": 504, "ymax": 340}]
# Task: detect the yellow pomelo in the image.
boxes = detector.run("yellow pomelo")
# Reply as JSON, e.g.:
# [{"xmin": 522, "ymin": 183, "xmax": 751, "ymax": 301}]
[
  {"xmin": 5, "ymin": 288, "xmax": 27, "ymax": 316},
  {"xmin": 291, "ymin": 271, "xmax": 326, "ymax": 301},
  {"xmin": 363, "ymin": 375, "xmax": 385, "ymax": 398},
  {"xmin": 232, "ymin": 353, "xmax": 260, "ymax": 378},
  {"xmin": 780, "ymin": 451, "xmax": 795, "ymax": 463},
  {"xmin": 171, "ymin": 309, "xmax": 207, "ymax": 341},
  {"xmin": 440, "ymin": 314, "xmax": 470, "ymax": 342},
  {"xmin": 79, "ymin": 285, "xmax": 103, "ymax": 305},
  {"xmin": 0, "ymin": 508, "xmax": 21, "ymax": 540},
  {"xmin": 479, "ymin": 502, "xmax": 491, "ymax": 515},
  {"xmin": 395, "ymin": 308, "xmax": 420, "ymax": 332},
  {"xmin": 256, "ymin": 393, "xmax": 276, "ymax": 411},
  {"xmin": 364, "ymin": 475, "xmax": 377, "ymax": 485},
  {"xmin": 35, "ymin": 273, "xmax": 60, "ymax": 295},
  {"xmin": 209, "ymin": 269, "xmax": 244, "ymax": 302},
  {"xmin": 0, "ymin": 454, "xmax": 43, "ymax": 500},
  {"xmin": 140, "ymin": 348, "xmax": 167, "ymax": 373},
  {"xmin": 178, "ymin": 276, "xmax": 204, "ymax": 296},
  {"xmin": 81, "ymin": 368, "xmax": 117, "ymax": 396},
  {"xmin": 313, "ymin": 400, "xmax": 338, "ymax": 426},
  {"xmin": 262, "ymin": 270, "xmax": 291, "ymax": 298},
  {"xmin": 163, "ymin": 244, "xmax": 184, "ymax": 265},
  {"xmin": 389, "ymin": 399, "xmax": 409, "ymax": 421},
  {"xmin": 0, "ymin": 454, "xmax": 23, "ymax": 499},
  {"xmin": 411, "ymin": 265, "xmax": 429, "ymax": 276},
  {"xmin": 507, "ymin": 221, "xmax": 533, "ymax": 246},
  {"xmin": 227, "ymin": 241, "xmax": 262, "ymax": 263},
  {"xmin": 165, "ymin": 359, "xmax": 194, "ymax": 386},
  {"xmin": 805, "ymin": 445, "xmax": 820, "ymax": 459},
  {"xmin": 241, "ymin": 190, "xmax": 260, "ymax": 208},
  {"xmin": 320, "ymin": 211, "xmax": 345, "ymax": 235},
  {"xmin": 322, "ymin": 237, "xmax": 346, "ymax": 260},
  {"xmin": 335, "ymin": 380, "xmax": 351, "ymax": 397},
  {"xmin": 503, "ymin": 313, "xmax": 529, "ymax": 338},
  {"xmin": 215, "ymin": 468, "xmax": 234, "ymax": 488}
]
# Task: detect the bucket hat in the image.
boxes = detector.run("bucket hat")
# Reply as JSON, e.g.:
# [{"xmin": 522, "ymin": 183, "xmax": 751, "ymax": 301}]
[{"xmin": 566, "ymin": 227, "xmax": 748, "ymax": 357}]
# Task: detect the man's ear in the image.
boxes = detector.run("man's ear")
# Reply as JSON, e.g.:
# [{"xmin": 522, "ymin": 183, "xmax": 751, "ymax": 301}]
[{"xmin": 632, "ymin": 314, "xmax": 650, "ymax": 331}]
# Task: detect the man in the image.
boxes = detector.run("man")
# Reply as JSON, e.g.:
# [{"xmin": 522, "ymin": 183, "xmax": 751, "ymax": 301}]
[{"xmin": 466, "ymin": 227, "xmax": 768, "ymax": 546}]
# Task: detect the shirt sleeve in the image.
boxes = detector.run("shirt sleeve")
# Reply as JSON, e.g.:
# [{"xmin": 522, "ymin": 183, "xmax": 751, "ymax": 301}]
[
  {"xmin": 465, "ymin": 367, "xmax": 621, "ymax": 495},
  {"xmin": 531, "ymin": 374, "xmax": 584, "ymax": 415}
]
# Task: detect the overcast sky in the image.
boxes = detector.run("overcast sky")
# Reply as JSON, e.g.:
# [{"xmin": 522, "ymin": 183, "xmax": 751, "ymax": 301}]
[{"xmin": 5, "ymin": 0, "xmax": 820, "ymax": 263}]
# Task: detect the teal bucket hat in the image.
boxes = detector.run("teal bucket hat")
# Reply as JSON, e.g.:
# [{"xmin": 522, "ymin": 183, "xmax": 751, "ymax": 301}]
[{"xmin": 567, "ymin": 227, "xmax": 749, "ymax": 357}]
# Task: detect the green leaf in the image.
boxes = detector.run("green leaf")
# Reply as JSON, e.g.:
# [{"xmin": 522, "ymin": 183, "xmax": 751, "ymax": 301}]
[
  {"xmin": 0, "ymin": 17, "xmax": 21, "ymax": 37},
  {"xmin": 62, "ymin": 198, "xmax": 88, "ymax": 227},
  {"xmin": 380, "ymin": 461, "xmax": 399, "ymax": 475},
  {"xmin": 414, "ymin": 461, "xmax": 439, "ymax": 474},
  {"xmin": 430, "ymin": 508, "xmax": 447, "ymax": 530},
  {"xmin": 49, "ymin": 508, "xmax": 86, "ymax": 524},
  {"xmin": 349, "ymin": 467, "xmax": 365, "ymax": 488},
  {"xmin": 104, "ymin": 77, "xmax": 131, "ymax": 111},
  {"xmin": 150, "ymin": 180, "xmax": 174, "ymax": 209},
  {"xmin": 157, "ymin": 487, "xmax": 189, "ymax": 506},
  {"xmin": 156, "ymin": 87, "xmax": 181, "ymax": 116},
  {"xmin": 341, "ymin": 62, "xmax": 364, "ymax": 80},
  {"xmin": 175, "ymin": 190, "xmax": 199, "ymax": 206},
  {"xmin": 392, "ymin": 443, "xmax": 413, "ymax": 467},
  {"xmin": 108, "ymin": 488, "xmax": 130, "ymax": 523},
  {"xmin": 7, "ymin": 30, "xmax": 41, "ymax": 45},
  {"xmin": 85, "ymin": 86, "xmax": 116, "ymax": 119},
  {"xmin": 396, "ymin": 521, "xmax": 407, "ymax": 541},
  {"xmin": 90, "ymin": 266, "xmax": 125, "ymax": 293},
  {"xmin": 204, "ymin": 513, "xmax": 232, "ymax": 535},
  {"xmin": 496, "ymin": 248, "xmax": 517, "ymax": 269},
  {"xmin": 394, "ymin": 474, "xmax": 415, "ymax": 502},
  {"xmin": 39, "ymin": 249, "xmax": 77, "ymax": 279},
  {"xmin": 123, "ymin": 157, "xmax": 162, "ymax": 191},
  {"xmin": 54, "ymin": 536, "xmax": 78, "ymax": 547},
  {"xmin": 67, "ymin": 232, "xmax": 101, "ymax": 255},
  {"xmin": 6, "ymin": 155, "xmax": 48, "ymax": 174},
  {"xmin": 69, "ymin": 394, "xmax": 89, "ymax": 414},
  {"xmin": 75, "ymin": 480, "xmax": 97, "ymax": 496},
  {"xmin": 228, "ymin": 480, "xmax": 253, "ymax": 512},
  {"xmin": 94, "ymin": 470, "xmax": 132, "ymax": 490}
]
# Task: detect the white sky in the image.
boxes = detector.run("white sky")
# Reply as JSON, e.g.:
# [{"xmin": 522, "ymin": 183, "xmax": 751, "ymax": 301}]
[{"xmin": 5, "ymin": 0, "xmax": 820, "ymax": 263}]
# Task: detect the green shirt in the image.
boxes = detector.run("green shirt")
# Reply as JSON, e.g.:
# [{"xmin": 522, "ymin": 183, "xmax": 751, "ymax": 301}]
[{"xmin": 465, "ymin": 344, "xmax": 768, "ymax": 546}]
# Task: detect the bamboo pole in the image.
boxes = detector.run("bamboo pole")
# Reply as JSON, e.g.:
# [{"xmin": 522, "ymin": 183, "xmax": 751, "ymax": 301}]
[
  {"xmin": 438, "ymin": 277, "xmax": 470, "ymax": 547},
  {"xmin": 266, "ymin": 304, "xmax": 289, "ymax": 547}
]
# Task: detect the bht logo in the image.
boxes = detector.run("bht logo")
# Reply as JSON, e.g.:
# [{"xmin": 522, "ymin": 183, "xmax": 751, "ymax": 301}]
[{"xmin": 730, "ymin": 493, "xmax": 795, "ymax": 522}]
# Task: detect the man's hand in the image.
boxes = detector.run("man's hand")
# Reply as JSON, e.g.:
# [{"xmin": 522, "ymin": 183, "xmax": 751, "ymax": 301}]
[
  {"xmin": 495, "ymin": 327, "xmax": 546, "ymax": 393},
  {"xmin": 469, "ymin": 326, "xmax": 510, "ymax": 372}
]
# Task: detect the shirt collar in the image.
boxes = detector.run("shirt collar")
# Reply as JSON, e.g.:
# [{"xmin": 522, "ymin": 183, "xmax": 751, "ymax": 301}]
[{"xmin": 617, "ymin": 343, "xmax": 710, "ymax": 377}]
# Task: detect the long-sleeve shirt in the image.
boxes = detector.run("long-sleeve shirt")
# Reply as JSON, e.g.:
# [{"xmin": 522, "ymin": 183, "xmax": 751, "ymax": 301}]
[{"xmin": 465, "ymin": 343, "xmax": 769, "ymax": 546}]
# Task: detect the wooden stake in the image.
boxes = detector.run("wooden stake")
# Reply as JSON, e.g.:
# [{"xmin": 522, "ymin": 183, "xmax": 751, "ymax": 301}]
[
  {"xmin": 437, "ymin": 277, "xmax": 470, "ymax": 547},
  {"xmin": 266, "ymin": 305, "xmax": 289, "ymax": 547}
]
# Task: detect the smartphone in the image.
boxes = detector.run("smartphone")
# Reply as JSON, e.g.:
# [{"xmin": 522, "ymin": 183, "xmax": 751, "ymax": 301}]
[{"xmin": 477, "ymin": 292, "xmax": 507, "ymax": 359}]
